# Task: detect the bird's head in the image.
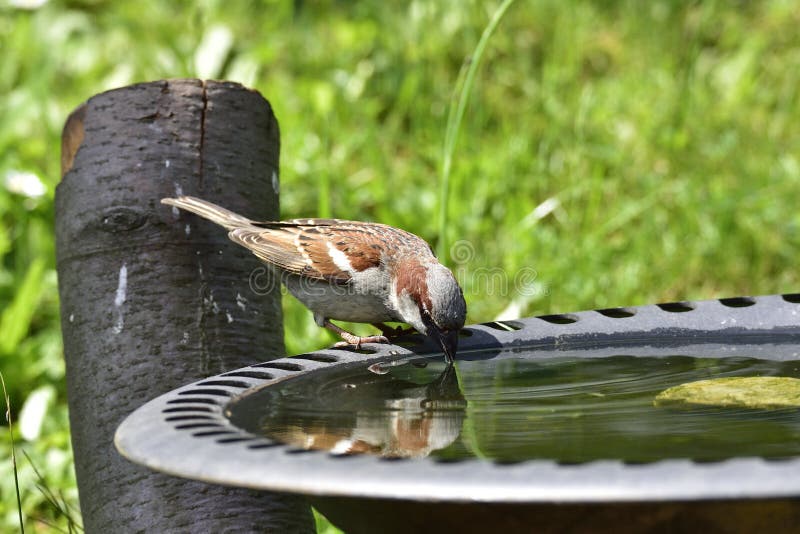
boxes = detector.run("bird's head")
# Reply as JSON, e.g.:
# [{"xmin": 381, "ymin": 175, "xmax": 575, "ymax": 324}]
[{"xmin": 393, "ymin": 261, "xmax": 467, "ymax": 363}]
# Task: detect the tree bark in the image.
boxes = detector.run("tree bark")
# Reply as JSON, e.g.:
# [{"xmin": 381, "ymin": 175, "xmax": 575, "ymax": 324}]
[{"xmin": 56, "ymin": 79, "xmax": 313, "ymax": 533}]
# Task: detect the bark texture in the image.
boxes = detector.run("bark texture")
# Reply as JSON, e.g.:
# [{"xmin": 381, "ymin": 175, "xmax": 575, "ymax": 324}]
[{"xmin": 56, "ymin": 79, "xmax": 313, "ymax": 533}]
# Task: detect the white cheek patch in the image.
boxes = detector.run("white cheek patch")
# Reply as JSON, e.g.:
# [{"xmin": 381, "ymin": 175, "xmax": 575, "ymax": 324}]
[
  {"xmin": 390, "ymin": 288, "xmax": 426, "ymax": 333},
  {"xmin": 327, "ymin": 241, "xmax": 354, "ymax": 272}
]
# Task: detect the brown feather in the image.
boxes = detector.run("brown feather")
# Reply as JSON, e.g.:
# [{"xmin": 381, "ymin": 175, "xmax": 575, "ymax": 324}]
[
  {"xmin": 164, "ymin": 195, "xmax": 436, "ymax": 284},
  {"xmin": 228, "ymin": 228, "xmax": 316, "ymax": 277},
  {"xmin": 392, "ymin": 258, "xmax": 433, "ymax": 311},
  {"xmin": 229, "ymin": 223, "xmax": 396, "ymax": 283}
]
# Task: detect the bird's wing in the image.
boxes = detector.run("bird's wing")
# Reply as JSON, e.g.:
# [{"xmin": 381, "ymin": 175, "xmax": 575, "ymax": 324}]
[{"xmin": 228, "ymin": 221, "xmax": 388, "ymax": 283}]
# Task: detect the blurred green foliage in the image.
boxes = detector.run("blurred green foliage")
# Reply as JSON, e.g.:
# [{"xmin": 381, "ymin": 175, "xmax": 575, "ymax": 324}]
[{"xmin": 2, "ymin": 0, "xmax": 800, "ymax": 531}]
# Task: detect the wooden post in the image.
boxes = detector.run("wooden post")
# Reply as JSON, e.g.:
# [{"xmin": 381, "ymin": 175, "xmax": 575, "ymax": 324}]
[{"xmin": 56, "ymin": 80, "xmax": 313, "ymax": 533}]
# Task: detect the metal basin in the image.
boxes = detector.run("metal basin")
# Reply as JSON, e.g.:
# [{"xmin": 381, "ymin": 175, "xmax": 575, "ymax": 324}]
[{"xmin": 116, "ymin": 294, "xmax": 800, "ymax": 533}]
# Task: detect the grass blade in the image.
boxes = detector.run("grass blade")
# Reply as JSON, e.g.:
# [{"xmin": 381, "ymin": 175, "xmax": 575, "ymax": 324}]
[
  {"xmin": 23, "ymin": 449, "xmax": 83, "ymax": 531},
  {"xmin": 0, "ymin": 257, "xmax": 46, "ymax": 355},
  {"xmin": 438, "ymin": 0, "xmax": 517, "ymax": 260},
  {"xmin": 2, "ymin": 371, "xmax": 24, "ymax": 534}
]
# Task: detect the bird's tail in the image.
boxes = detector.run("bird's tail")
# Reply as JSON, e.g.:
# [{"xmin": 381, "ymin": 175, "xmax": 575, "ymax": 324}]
[{"xmin": 161, "ymin": 196, "xmax": 254, "ymax": 230}]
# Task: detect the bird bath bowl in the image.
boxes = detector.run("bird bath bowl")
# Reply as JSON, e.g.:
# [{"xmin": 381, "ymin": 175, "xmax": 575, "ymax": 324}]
[{"xmin": 116, "ymin": 294, "xmax": 800, "ymax": 533}]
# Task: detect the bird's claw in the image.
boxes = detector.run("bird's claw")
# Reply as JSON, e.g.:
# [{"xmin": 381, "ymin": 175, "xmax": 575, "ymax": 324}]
[{"xmin": 334, "ymin": 334, "xmax": 389, "ymax": 350}]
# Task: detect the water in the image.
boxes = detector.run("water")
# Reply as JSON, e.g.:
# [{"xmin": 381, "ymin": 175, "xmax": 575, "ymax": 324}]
[{"xmin": 227, "ymin": 353, "xmax": 800, "ymax": 462}]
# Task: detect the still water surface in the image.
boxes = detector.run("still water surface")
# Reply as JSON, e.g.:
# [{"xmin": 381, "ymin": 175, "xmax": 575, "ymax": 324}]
[{"xmin": 228, "ymin": 353, "xmax": 800, "ymax": 462}]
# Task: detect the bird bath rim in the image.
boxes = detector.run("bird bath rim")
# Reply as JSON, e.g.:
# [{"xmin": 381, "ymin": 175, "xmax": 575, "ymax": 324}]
[{"xmin": 115, "ymin": 293, "xmax": 800, "ymax": 503}]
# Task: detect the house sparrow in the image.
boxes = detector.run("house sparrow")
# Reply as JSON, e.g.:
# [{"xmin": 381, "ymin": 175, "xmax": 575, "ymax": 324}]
[{"xmin": 161, "ymin": 196, "xmax": 467, "ymax": 362}]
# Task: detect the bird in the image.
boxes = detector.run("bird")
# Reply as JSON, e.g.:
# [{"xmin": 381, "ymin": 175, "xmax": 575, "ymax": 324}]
[{"xmin": 161, "ymin": 196, "xmax": 467, "ymax": 362}]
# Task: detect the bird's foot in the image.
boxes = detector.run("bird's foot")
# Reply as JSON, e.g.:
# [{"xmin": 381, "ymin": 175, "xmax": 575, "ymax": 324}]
[
  {"xmin": 333, "ymin": 333, "xmax": 389, "ymax": 349},
  {"xmin": 324, "ymin": 319, "xmax": 389, "ymax": 349}
]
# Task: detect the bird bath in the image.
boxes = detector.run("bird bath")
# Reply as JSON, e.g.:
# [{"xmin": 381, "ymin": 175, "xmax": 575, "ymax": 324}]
[{"xmin": 116, "ymin": 294, "xmax": 800, "ymax": 533}]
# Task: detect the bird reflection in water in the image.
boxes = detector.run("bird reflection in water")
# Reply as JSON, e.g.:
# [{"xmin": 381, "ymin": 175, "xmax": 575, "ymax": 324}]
[{"xmin": 260, "ymin": 361, "xmax": 466, "ymax": 458}]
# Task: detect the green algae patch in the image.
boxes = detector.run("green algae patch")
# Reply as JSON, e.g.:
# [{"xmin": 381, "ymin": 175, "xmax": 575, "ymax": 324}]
[{"xmin": 654, "ymin": 377, "xmax": 800, "ymax": 409}]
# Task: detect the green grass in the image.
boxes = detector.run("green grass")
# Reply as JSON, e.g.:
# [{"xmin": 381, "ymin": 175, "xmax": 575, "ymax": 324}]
[
  {"xmin": 438, "ymin": 0, "xmax": 516, "ymax": 260},
  {"xmin": 1, "ymin": 371, "xmax": 24, "ymax": 532},
  {"xmin": 3, "ymin": 0, "xmax": 800, "ymax": 531}
]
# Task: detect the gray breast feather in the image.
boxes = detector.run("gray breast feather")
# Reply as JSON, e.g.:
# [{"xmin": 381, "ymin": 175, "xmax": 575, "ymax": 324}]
[{"xmin": 282, "ymin": 267, "xmax": 395, "ymax": 323}]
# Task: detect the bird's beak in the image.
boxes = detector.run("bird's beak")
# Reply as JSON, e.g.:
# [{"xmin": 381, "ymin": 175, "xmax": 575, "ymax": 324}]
[{"xmin": 435, "ymin": 329, "xmax": 459, "ymax": 364}]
